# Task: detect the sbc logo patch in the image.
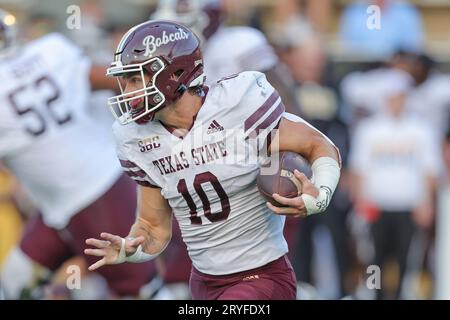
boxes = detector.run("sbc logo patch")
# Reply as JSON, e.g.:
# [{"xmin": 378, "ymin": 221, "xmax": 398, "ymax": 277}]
[{"xmin": 138, "ymin": 136, "xmax": 160, "ymax": 153}]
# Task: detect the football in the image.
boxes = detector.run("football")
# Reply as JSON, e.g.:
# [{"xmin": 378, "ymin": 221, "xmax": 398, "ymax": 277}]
[{"xmin": 257, "ymin": 151, "xmax": 312, "ymax": 207}]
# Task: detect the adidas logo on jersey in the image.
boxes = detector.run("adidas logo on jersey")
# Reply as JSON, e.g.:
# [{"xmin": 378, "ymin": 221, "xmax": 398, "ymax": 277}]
[{"xmin": 207, "ymin": 120, "xmax": 224, "ymax": 134}]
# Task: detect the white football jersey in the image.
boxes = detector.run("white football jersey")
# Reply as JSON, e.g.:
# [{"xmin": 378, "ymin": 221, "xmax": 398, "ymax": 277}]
[
  {"xmin": 341, "ymin": 68, "xmax": 450, "ymax": 140},
  {"xmin": 0, "ymin": 33, "xmax": 122, "ymax": 229},
  {"xmin": 406, "ymin": 72, "xmax": 450, "ymax": 140},
  {"xmin": 349, "ymin": 114, "xmax": 442, "ymax": 210},
  {"xmin": 113, "ymin": 71, "xmax": 289, "ymax": 275},
  {"xmin": 203, "ymin": 26, "xmax": 278, "ymax": 85},
  {"xmin": 340, "ymin": 68, "xmax": 404, "ymax": 121}
]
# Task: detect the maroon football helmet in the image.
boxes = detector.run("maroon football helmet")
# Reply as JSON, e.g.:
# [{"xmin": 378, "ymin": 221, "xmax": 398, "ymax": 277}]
[
  {"xmin": 151, "ymin": 0, "xmax": 223, "ymax": 43},
  {"xmin": 107, "ymin": 20, "xmax": 205, "ymax": 125}
]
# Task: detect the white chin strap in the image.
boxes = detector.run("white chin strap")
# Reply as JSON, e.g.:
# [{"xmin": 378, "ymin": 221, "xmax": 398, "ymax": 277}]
[{"xmin": 189, "ymin": 73, "xmax": 206, "ymax": 87}]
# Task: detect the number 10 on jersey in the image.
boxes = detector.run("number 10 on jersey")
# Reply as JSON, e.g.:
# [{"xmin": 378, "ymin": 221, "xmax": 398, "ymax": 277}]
[{"xmin": 177, "ymin": 171, "xmax": 230, "ymax": 225}]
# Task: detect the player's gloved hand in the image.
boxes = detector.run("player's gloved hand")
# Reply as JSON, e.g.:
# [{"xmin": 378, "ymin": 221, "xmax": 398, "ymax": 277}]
[
  {"xmin": 266, "ymin": 169, "xmax": 319, "ymax": 218},
  {"xmin": 84, "ymin": 233, "xmax": 145, "ymax": 271}
]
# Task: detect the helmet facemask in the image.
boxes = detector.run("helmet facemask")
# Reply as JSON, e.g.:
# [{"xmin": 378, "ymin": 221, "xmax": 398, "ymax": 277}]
[
  {"xmin": 106, "ymin": 20, "xmax": 206, "ymax": 125},
  {"xmin": 107, "ymin": 57, "xmax": 166, "ymax": 125},
  {"xmin": 107, "ymin": 55, "xmax": 205, "ymax": 125}
]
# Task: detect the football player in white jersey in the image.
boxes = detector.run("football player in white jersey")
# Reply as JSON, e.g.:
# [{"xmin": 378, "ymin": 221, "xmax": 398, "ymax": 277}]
[
  {"xmin": 150, "ymin": 0, "xmax": 304, "ymax": 294},
  {"xmin": 393, "ymin": 51, "xmax": 450, "ymax": 141},
  {"xmin": 0, "ymin": 10, "xmax": 157, "ymax": 299},
  {"xmin": 85, "ymin": 20, "xmax": 341, "ymax": 300},
  {"xmin": 151, "ymin": 0, "xmax": 301, "ymax": 115}
]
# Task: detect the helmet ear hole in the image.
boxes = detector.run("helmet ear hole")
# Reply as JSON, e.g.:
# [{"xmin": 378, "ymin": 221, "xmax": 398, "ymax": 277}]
[{"xmin": 176, "ymin": 84, "xmax": 187, "ymax": 95}]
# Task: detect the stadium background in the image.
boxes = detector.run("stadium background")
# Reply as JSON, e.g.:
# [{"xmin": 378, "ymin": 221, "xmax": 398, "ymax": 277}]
[{"xmin": 0, "ymin": 0, "xmax": 449, "ymax": 300}]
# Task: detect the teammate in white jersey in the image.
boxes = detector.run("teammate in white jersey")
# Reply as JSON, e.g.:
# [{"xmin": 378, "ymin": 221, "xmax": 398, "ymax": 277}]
[
  {"xmin": 85, "ymin": 20, "xmax": 341, "ymax": 300},
  {"xmin": 0, "ymin": 10, "xmax": 156, "ymax": 299}
]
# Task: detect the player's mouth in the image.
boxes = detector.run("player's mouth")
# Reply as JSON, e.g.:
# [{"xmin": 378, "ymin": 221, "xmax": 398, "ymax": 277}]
[
  {"xmin": 128, "ymin": 97, "xmax": 153, "ymax": 124},
  {"xmin": 129, "ymin": 97, "xmax": 145, "ymax": 116},
  {"xmin": 129, "ymin": 97, "xmax": 144, "ymax": 110}
]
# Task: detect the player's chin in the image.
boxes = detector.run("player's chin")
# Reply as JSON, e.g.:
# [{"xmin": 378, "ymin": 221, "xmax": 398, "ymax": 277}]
[
  {"xmin": 130, "ymin": 105, "xmax": 145, "ymax": 117},
  {"xmin": 131, "ymin": 107, "xmax": 151, "ymax": 124}
]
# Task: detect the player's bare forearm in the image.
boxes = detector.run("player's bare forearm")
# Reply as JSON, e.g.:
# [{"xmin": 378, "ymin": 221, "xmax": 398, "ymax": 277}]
[
  {"xmin": 129, "ymin": 186, "xmax": 173, "ymax": 255},
  {"xmin": 84, "ymin": 187, "xmax": 171, "ymax": 269},
  {"xmin": 128, "ymin": 217, "xmax": 171, "ymax": 255},
  {"xmin": 303, "ymin": 134, "xmax": 340, "ymax": 164},
  {"xmin": 89, "ymin": 65, "xmax": 118, "ymax": 91},
  {"xmin": 267, "ymin": 117, "xmax": 341, "ymax": 216},
  {"xmin": 422, "ymin": 174, "xmax": 437, "ymax": 209},
  {"xmin": 272, "ymin": 118, "xmax": 341, "ymax": 166}
]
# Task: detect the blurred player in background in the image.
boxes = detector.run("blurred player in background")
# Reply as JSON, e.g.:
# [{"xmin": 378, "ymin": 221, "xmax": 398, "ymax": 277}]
[
  {"xmin": 152, "ymin": 0, "xmax": 301, "ymax": 115},
  {"xmin": 84, "ymin": 20, "xmax": 341, "ymax": 300},
  {"xmin": 391, "ymin": 51, "xmax": 450, "ymax": 142},
  {"xmin": 436, "ymin": 129, "xmax": 450, "ymax": 299},
  {"xmin": 349, "ymin": 70, "xmax": 441, "ymax": 299},
  {"xmin": 0, "ymin": 9, "xmax": 157, "ymax": 299}
]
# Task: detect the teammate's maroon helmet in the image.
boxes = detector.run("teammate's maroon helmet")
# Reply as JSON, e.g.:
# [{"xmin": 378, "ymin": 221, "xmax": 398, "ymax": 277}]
[
  {"xmin": 107, "ymin": 20, "xmax": 205, "ymax": 125},
  {"xmin": 151, "ymin": 0, "xmax": 223, "ymax": 43}
]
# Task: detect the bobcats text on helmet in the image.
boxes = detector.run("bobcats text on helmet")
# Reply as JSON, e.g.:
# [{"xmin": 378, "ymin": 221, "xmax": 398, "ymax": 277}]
[{"xmin": 143, "ymin": 29, "xmax": 190, "ymax": 57}]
